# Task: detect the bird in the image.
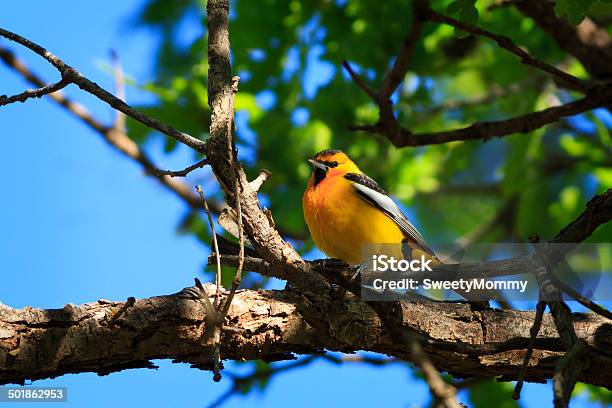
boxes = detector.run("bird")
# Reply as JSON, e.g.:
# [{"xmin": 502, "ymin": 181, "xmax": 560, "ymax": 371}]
[{"xmin": 302, "ymin": 149, "xmax": 438, "ymax": 266}]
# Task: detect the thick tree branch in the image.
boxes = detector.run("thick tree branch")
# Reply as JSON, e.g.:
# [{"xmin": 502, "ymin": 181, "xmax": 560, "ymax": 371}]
[
  {"xmin": 351, "ymin": 83, "xmax": 612, "ymax": 147},
  {"xmin": 0, "ymin": 28, "xmax": 206, "ymax": 152},
  {"xmin": 0, "ymin": 286, "xmax": 610, "ymax": 387}
]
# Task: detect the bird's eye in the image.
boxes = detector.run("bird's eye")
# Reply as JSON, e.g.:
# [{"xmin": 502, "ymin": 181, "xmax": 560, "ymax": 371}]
[{"xmin": 331, "ymin": 161, "xmax": 338, "ymax": 167}]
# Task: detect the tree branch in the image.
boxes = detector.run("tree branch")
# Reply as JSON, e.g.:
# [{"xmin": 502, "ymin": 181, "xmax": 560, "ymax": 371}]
[
  {"xmin": 351, "ymin": 83, "xmax": 612, "ymax": 147},
  {"xmin": 344, "ymin": 5, "xmax": 612, "ymax": 147},
  {"xmin": 154, "ymin": 158, "xmax": 209, "ymax": 178},
  {"xmin": 0, "ymin": 28, "xmax": 206, "ymax": 153},
  {"xmin": 0, "ymin": 77, "xmax": 70, "ymax": 106},
  {"xmin": 425, "ymin": 8, "xmax": 590, "ymax": 92},
  {"xmin": 0, "ymin": 286, "xmax": 610, "ymax": 387},
  {"xmin": 513, "ymin": 0, "xmax": 612, "ymax": 80},
  {"xmin": 0, "ymin": 45, "xmax": 207, "ymax": 211},
  {"xmin": 203, "ymin": 0, "xmax": 323, "ymax": 290}
]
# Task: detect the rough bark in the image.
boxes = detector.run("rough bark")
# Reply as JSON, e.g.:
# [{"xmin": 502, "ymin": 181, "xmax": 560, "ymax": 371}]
[{"xmin": 0, "ymin": 286, "xmax": 610, "ymax": 387}]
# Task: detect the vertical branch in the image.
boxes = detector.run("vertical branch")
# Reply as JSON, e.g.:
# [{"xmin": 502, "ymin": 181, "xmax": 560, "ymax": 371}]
[
  {"xmin": 219, "ymin": 76, "xmax": 243, "ymax": 317},
  {"xmin": 206, "ymin": 0, "xmax": 233, "ymax": 165},
  {"xmin": 196, "ymin": 185, "xmax": 222, "ymax": 307},
  {"xmin": 409, "ymin": 337, "xmax": 462, "ymax": 408},
  {"xmin": 204, "ymin": 0, "xmax": 320, "ymax": 290}
]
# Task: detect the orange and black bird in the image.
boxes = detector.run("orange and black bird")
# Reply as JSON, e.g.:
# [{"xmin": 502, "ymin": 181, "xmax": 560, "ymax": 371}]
[{"xmin": 302, "ymin": 149, "xmax": 438, "ymax": 265}]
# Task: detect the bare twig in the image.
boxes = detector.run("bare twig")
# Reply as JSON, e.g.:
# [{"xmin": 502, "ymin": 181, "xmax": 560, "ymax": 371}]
[
  {"xmin": 549, "ymin": 276, "xmax": 612, "ymax": 320},
  {"xmin": 529, "ymin": 235, "xmax": 587, "ymax": 408},
  {"xmin": 409, "ymin": 337, "xmax": 463, "ymax": 408},
  {"xmin": 321, "ymin": 354, "xmax": 400, "ymax": 366},
  {"xmin": 413, "ymin": 77, "xmax": 543, "ymax": 119},
  {"xmin": 0, "ymin": 45, "xmax": 208, "ymax": 211},
  {"xmin": 0, "ymin": 77, "xmax": 70, "ymax": 106},
  {"xmin": 249, "ymin": 169, "xmax": 271, "ymax": 193},
  {"xmin": 379, "ymin": 0, "xmax": 428, "ymax": 98},
  {"xmin": 196, "ymin": 185, "xmax": 223, "ymax": 306},
  {"xmin": 341, "ymin": 60, "xmax": 377, "ymax": 100},
  {"xmin": 513, "ymin": 300, "xmax": 546, "ymax": 399},
  {"xmin": 154, "ymin": 158, "xmax": 209, "ymax": 177},
  {"xmin": 193, "ymin": 277, "xmax": 216, "ymax": 317},
  {"xmin": 425, "ymin": 9, "xmax": 589, "ymax": 92},
  {"xmin": 0, "ymin": 27, "xmax": 206, "ymax": 152},
  {"xmin": 195, "ymin": 184, "xmax": 224, "ymax": 382}
]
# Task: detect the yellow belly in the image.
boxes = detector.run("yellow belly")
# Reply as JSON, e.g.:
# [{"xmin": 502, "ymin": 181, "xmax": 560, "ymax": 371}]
[{"xmin": 303, "ymin": 174, "xmax": 405, "ymax": 264}]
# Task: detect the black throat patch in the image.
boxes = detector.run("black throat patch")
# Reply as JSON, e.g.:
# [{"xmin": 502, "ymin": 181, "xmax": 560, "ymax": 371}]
[{"xmin": 313, "ymin": 166, "xmax": 327, "ymax": 187}]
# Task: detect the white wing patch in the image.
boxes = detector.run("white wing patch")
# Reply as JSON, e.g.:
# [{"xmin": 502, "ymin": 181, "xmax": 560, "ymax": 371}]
[{"xmin": 352, "ymin": 181, "xmax": 434, "ymax": 255}]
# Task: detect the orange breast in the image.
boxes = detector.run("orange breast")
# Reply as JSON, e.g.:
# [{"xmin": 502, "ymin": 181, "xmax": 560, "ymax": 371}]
[{"xmin": 303, "ymin": 172, "xmax": 405, "ymax": 264}]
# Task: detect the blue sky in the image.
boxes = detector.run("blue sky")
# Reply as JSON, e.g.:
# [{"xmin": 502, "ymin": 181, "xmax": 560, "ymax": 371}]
[{"xmin": 0, "ymin": 1, "xmax": 604, "ymax": 407}]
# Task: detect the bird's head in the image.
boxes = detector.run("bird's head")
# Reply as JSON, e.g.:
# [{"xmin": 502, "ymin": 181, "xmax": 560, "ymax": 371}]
[{"xmin": 307, "ymin": 149, "xmax": 360, "ymax": 187}]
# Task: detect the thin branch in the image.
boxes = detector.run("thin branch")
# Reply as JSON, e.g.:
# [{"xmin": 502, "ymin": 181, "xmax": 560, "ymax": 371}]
[
  {"xmin": 513, "ymin": 0, "xmax": 612, "ymax": 80},
  {"xmin": 154, "ymin": 158, "xmax": 209, "ymax": 177},
  {"xmin": 321, "ymin": 354, "xmax": 400, "ymax": 366},
  {"xmin": 196, "ymin": 185, "xmax": 222, "ymax": 306},
  {"xmin": 379, "ymin": 0, "xmax": 428, "ymax": 98},
  {"xmin": 195, "ymin": 185, "xmax": 224, "ymax": 381},
  {"xmin": 409, "ymin": 337, "xmax": 463, "ymax": 408},
  {"xmin": 0, "ymin": 46, "xmax": 310, "ymax": 245},
  {"xmin": 249, "ymin": 169, "xmax": 271, "ymax": 193},
  {"xmin": 343, "ymin": 5, "xmax": 611, "ymax": 147},
  {"xmin": 0, "ymin": 77, "xmax": 70, "ymax": 106},
  {"xmin": 513, "ymin": 300, "xmax": 546, "ymax": 399},
  {"xmin": 425, "ymin": 9, "xmax": 590, "ymax": 92},
  {"xmin": 204, "ymin": 0, "xmax": 323, "ymax": 293},
  {"xmin": 0, "ymin": 45, "xmax": 206, "ymax": 211},
  {"xmin": 549, "ymin": 276, "xmax": 612, "ymax": 320},
  {"xmin": 0, "ymin": 27, "xmax": 206, "ymax": 152},
  {"xmin": 341, "ymin": 60, "xmax": 377, "ymax": 100},
  {"xmin": 412, "ymin": 76, "xmax": 543, "ymax": 119}
]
